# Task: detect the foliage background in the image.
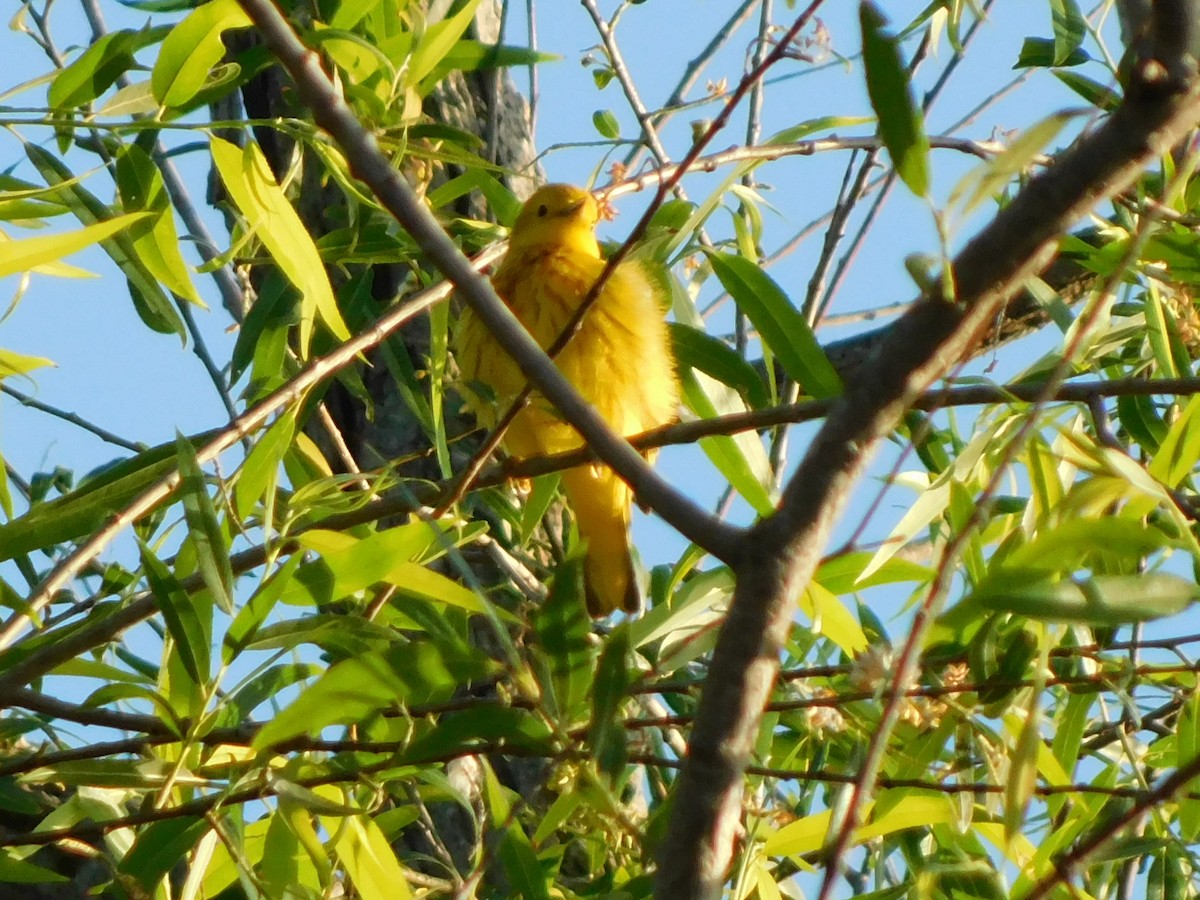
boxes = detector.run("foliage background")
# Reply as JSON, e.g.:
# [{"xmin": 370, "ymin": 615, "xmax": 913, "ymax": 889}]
[{"xmin": 3, "ymin": 1, "xmax": 1200, "ymax": 898}]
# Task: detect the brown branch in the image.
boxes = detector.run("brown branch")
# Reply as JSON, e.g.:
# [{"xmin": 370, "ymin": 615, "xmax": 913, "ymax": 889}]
[{"xmin": 655, "ymin": 28, "xmax": 1200, "ymax": 900}]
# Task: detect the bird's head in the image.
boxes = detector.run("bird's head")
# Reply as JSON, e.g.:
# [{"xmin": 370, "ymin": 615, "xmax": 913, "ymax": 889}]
[{"xmin": 508, "ymin": 184, "xmax": 601, "ymax": 255}]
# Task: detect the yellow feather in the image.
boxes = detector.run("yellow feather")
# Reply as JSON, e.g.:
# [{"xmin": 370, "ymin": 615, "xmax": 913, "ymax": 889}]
[{"xmin": 456, "ymin": 184, "xmax": 679, "ymax": 616}]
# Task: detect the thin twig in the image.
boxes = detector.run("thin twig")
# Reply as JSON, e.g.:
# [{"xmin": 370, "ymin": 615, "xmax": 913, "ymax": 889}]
[{"xmin": 2, "ymin": 383, "xmax": 144, "ymax": 452}]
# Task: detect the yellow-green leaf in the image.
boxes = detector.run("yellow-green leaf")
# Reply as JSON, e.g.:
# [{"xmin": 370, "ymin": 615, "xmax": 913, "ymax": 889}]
[
  {"xmin": 0, "ymin": 349, "xmax": 54, "ymax": 381},
  {"xmin": 152, "ymin": 0, "xmax": 251, "ymax": 107},
  {"xmin": 210, "ymin": 136, "xmax": 349, "ymax": 354},
  {"xmin": 329, "ymin": 816, "xmax": 413, "ymax": 900},
  {"xmin": 0, "ymin": 214, "xmax": 149, "ymax": 279}
]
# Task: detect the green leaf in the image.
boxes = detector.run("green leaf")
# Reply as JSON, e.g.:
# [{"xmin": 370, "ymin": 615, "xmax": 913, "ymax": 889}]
[
  {"xmin": 407, "ymin": 0, "xmax": 483, "ymax": 87},
  {"xmin": 223, "ymin": 661, "xmax": 321, "ymax": 720},
  {"xmin": 1054, "ymin": 70, "xmax": 1119, "ymax": 111},
  {"xmin": 424, "ymin": 40, "xmax": 559, "ymax": 85},
  {"xmin": 766, "ymin": 114, "xmax": 875, "ymax": 145},
  {"xmin": 151, "ymin": 0, "xmax": 251, "ymax": 106},
  {"xmin": 0, "ymin": 434, "xmax": 215, "ymax": 562},
  {"xmin": 48, "ymin": 26, "xmax": 169, "ymax": 109},
  {"xmin": 1147, "ymin": 394, "xmax": 1200, "ymax": 488},
  {"xmin": 234, "ymin": 410, "xmax": 296, "ymax": 516},
  {"xmin": 115, "ymin": 144, "xmax": 203, "ymax": 305},
  {"xmin": 859, "ymin": 2, "xmax": 929, "ymax": 197},
  {"xmin": 533, "ymin": 553, "xmax": 594, "ymax": 722},
  {"xmin": 670, "ymin": 323, "xmax": 770, "ymax": 409},
  {"xmin": 118, "ymin": 817, "xmax": 209, "ymax": 890},
  {"xmin": 706, "ymin": 251, "xmax": 841, "ymax": 399},
  {"xmin": 481, "ymin": 761, "xmax": 551, "ymax": 900},
  {"xmin": 1179, "ymin": 690, "xmax": 1200, "ymax": 841},
  {"xmin": 280, "ymin": 523, "xmax": 442, "ymax": 605},
  {"xmin": 175, "ymin": 432, "xmax": 233, "ymax": 615},
  {"xmin": 679, "ymin": 368, "xmax": 774, "ymax": 516},
  {"xmin": 948, "ymin": 112, "xmax": 1075, "ymax": 218},
  {"xmin": 402, "ymin": 706, "xmax": 554, "ymax": 762},
  {"xmin": 253, "ymin": 641, "xmax": 495, "ymax": 748},
  {"xmin": 1014, "ymin": 37, "xmax": 1091, "ymax": 69},
  {"xmin": 972, "ymin": 572, "xmax": 1197, "ymax": 624},
  {"xmin": 138, "ymin": 538, "xmax": 211, "ymax": 687},
  {"xmin": 1050, "ymin": 0, "xmax": 1087, "ymax": 66},
  {"xmin": 589, "ymin": 625, "xmax": 631, "ymax": 780},
  {"xmin": 592, "ymin": 109, "xmax": 620, "ymax": 139},
  {"xmin": 210, "ymin": 136, "xmax": 350, "ymax": 355},
  {"xmin": 0, "ymin": 850, "xmax": 68, "ymax": 884},
  {"xmin": 387, "ymin": 562, "xmax": 511, "ymax": 619},
  {"xmin": 239, "ymin": 614, "xmax": 398, "ymax": 657}
]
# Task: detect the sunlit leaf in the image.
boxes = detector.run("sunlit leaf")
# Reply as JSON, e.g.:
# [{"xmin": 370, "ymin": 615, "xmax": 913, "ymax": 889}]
[
  {"xmin": 210, "ymin": 136, "xmax": 350, "ymax": 355},
  {"xmin": 151, "ymin": 0, "xmax": 251, "ymax": 106}
]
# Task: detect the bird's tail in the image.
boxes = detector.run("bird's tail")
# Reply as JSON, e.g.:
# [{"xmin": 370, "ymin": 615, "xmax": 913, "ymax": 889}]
[{"xmin": 561, "ymin": 465, "xmax": 638, "ymax": 616}]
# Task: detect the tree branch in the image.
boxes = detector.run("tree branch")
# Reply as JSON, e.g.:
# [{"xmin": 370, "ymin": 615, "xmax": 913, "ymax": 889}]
[{"xmin": 655, "ymin": 29, "xmax": 1200, "ymax": 898}]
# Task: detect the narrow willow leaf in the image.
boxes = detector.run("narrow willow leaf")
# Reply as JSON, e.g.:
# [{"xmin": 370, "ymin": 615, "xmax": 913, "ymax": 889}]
[
  {"xmin": 999, "ymin": 517, "xmax": 1176, "ymax": 574},
  {"xmin": 222, "ymin": 662, "xmax": 321, "ymax": 721},
  {"xmin": 138, "ymin": 538, "xmax": 211, "ymax": 686},
  {"xmin": 0, "ymin": 851, "xmax": 67, "ymax": 885},
  {"xmin": 670, "ymin": 322, "xmax": 770, "ymax": 409},
  {"xmin": 534, "ymin": 554, "xmax": 594, "ymax": 722},
  {"xmin": 260, "ymin": 808, "xmax": 320, "ymax": 898},
  {"xmin": 252, "ymin": 642, "xmax": 495, "ymax": 748},
  {"xmin": 798, "ymin": 581, "xmax": 869, "ymax": 656},
  {"xmin": 386, "ymin": 561, "xmax": 513, "ymax": 619},
  {"xmin": 175, "ymin": 432, "xmax": 233, "ymax": 614},
  {"xmin": 679, "ymin": 369, "xmax": 774, "ymax": 515},
  {"xmin": 859, "ymin": 2, "xmax": 930, "ymax": 197},
  {"xmin": 49, "ymin": 26, "xmax": 168, "ymax": 109},
  {"xmin": 234, "ymin": 410, "xmax": 296, "ymax": 516},
  {"xmin": 329, "ymin": 816, "xmax": 414, "ymax": 900},
  {"xmin": 118, "ymin": 817, "xmax": 209, "ymax": 891},
  {"xmin": 428, "ymin": 299, "xmax": 452, "ymax": 477},
  {"xmin": 480, "ymin": 761, "xmax": 551, "ymax": 900},
  {"xmin": 589, "ymin": 624, "xmax": 631, "ymax": 780},
  {"xmin": 1179, "ymin": 690, "xmax": 1200, "ymax": 841},
  {"xmin": 766, "ymin": 114, "xmax": 874, "ymax": 145},
  {"xmin": 0, "ymin": 213, "xmax": 149, "ymax": 280},
  {"xmin": 115, "ymin": 144, "xmax": 203, "ymax": 305},
  {"xmin": 706, "ymin": 251, "xmax": 841, "ymax": 399},
  {"xmin": 0, "ymin": 349, "xmax": 54, "ymax": 380},
  {"xmin": 0, "ymin": 440, "xmax": 197, "ymax": 562},
  {"xmin": 210, "ymin": 136, "xmax": 349, "ymax": 355},
  {"xmin": 1050, "ymin": 0, "xmax": 1087, "ymax": 65},
  {"xmin": 407, "ymin": 0, "xmax": 483, "ymax": 86},
  {"xmin": 151, "ymin": 0, "xmax": 251, "ymax": 106},
  {"xmin": 973, "ymin": 572, "xmax": 1196, "ymax": 624},
  {"xmin": 949, "ymin": 113, "xmax": 1075, "ymax": 218},
  {"xmin": 1005, "ymin": 706, "xmax": 1040, "ymax": 840},
  {"xmin": 1137, "ymin": 393, "xmax": 1200, "ymax": 489}
]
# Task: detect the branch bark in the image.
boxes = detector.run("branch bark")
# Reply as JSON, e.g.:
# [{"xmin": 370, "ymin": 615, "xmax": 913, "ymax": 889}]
[{"xmin": 654, "ymin": 37, "xmax": 1200, "ymax": 900}]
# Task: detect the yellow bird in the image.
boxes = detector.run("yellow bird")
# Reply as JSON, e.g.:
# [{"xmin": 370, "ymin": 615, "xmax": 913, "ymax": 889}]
[{"xmin": 455, "ymin": 184, "xmax": 679, "ymax": 616}]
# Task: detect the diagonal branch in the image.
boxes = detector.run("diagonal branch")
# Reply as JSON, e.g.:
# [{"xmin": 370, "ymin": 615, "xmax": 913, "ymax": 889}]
[{"xmin": 655, "ymin": 23, "xmax": 1200, "ymax": 899}]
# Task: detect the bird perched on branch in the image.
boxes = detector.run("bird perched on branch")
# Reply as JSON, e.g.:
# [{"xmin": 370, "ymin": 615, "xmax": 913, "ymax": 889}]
[{"xmin": 456, "ymin": 184, "xmax": 679, "ymax": 616}]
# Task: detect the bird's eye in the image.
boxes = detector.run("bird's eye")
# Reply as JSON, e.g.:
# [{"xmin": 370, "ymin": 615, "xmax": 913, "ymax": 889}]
[{"xmin": 536, "ymin": 204, "xmax": 548, "ymax": 217}]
